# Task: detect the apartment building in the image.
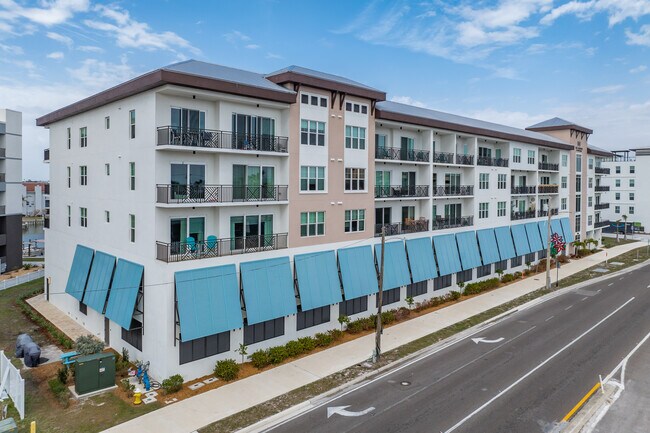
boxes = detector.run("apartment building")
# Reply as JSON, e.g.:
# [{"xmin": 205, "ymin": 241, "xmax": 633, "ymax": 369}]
[
  {"xmin": 601, "ymin": 149, "xmax": 649, "ymax": 231},
  {"xmin": 22, "ymin": 181, "xmax": 48, "ymax": 216},
  {"xmin": 0, "ymin": 109, "xmax": 23, "ymax": 273},
  {"xmin": 38, "ymin": 61, "xmax": 600, "ymax": 380}
]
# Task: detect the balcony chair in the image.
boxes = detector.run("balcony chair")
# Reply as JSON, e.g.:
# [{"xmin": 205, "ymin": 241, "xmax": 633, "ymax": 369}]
[
  {"xmin": 185, "ymin": 236, "xmax": 197, "ymax": 254},
  {"xmin": 206, "ymin": 235, "xmax": 218, "ymax": 254}
]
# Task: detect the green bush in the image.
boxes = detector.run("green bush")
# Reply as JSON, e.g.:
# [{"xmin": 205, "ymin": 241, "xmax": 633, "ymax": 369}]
[
  {"xmin": 381, "ymin": 310, "xmax": 396, "ymax": 325},
  {"xmin": 285, "ymin": 340, "xmax": 304, "ymax": 357},
  {"xmin": 75, "ymin": 334, "xmax": 105, "ymax": 356},
  {"xmin": 314, "ymin": 332, "xmax": 333, "ymax": 347},
  {"xmin": 395, "ymin": 307, "xmax": 411, "ymax": 321},
  {"xmin": 346, "ymin": 316, "xmax": 375, "ymax": 334},
  {"xmin": 57, "ymin": 366, "xmax": 69, "ymax": 385},
  {"xmin": 328, "ymin": 329, "xmax": 344, "ymax": 341},
  {"xmin": 463, "ymin": 278, "xmax": 500, "ymax": 295},
  {"xmin": 297, "ymin": 336, "xmax": 316, "ymax": 352},
  {"xmin": 48, "ymin": 378, "xmax": 70, "ymax": 407},
  {"xmin": 120, "ymin": 378, "xmax": 135, "ymax": 397},
  {"xmin": 268, "ymin": 346, "xmax": 288, "ymax": 364},
  {"xmin": 449, "ymin": 291, "xmax": 462, "ymax": 301},
  {"xmin": 214, "ymin": 359, "xmax": 239, "ymax": 381},
  {"xmin": 161, "ymin": 374, "xmax": 184, "ymax": 394},
  {"xmin": 513, "ymin": 271, "xmax": 523, "ymax": 278},
  {"xmin": 250, "ymin": 350, "xmax": 271, "ymax": 369},
  {"xmin": 500, "ymin": 273, "xmax": 515, "ymax": 283}
]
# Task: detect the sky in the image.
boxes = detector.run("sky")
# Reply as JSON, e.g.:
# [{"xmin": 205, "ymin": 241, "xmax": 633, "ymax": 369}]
[{"xmin": 2, "ymin": 0, "xmax": 650, "ymax": 180}]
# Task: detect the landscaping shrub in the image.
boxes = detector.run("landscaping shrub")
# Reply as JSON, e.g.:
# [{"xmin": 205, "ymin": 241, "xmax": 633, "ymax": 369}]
[
  {"xmin": 394, "ymin": 307, "xmax": 411, "ymax": 321},
  {"xmin": 48, "ymin": 377, "xmax": 70, "ymax": 408},
  {"xmin": 285, "ymin": 340, "xmax": 304, "ymax": 357},
  {"xmin": 449, "ymin": 291, "xmax": 462, "ymax": 301},
  {"xmin": 557, "ymin": 254, "xmax": 569, "ymax": 263},
  {"xmin": 463, "ymin": 278, "xmax": 500, "ymax": 295},
  {"xmin": 162, "ymin": 374, "xmax": 184, "ymax": 394},
  {"xmin": 314, "ymin": 332, "xmax": 333, "ymax": 347},
  {"xmin": 328, "ymin": 329, "xmax": 344, "ymax": 341},
  {"xmin": 514, "ymin": 271, "xmax": 522, "ymax": 279},
  {"xmin": 75, "ymin": 334, "xmax": 105, "ymax": 356},
  {"xmin": 120, "ymin": 378, "xmax": 135, "ymax": 397},
  {"xmin": 57, "ymin": 366, "xmax": 69, "ymax": 384},
  {"xmin": 347, "ymin": 316, "xmax": 375, "ymax": 334},
  {"xmin": 214, "ymin": 359, "xmax": 239, "ymax": 381},
  {"xmin": 500, "ymin": 273, "xmax": 515, "ymax": 283},
  {"xmin": 268, "ymin": 346, "xmax": 288, "ymax": 364},
  {"xmin": 381, "ymin": 310, "xmax": 396, "ymax": 325},
  {"xmin": 297, "ymin": 337, "xmax": 316, "ymax": 352},
  {"xmin": 250, "ymin": 349, "xmax": 271, "ymax": 369}
]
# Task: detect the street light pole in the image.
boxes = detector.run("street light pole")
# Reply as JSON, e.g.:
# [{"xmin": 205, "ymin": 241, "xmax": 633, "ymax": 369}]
[
  {"xmin": 545, "ymin": 204, "xmax": 552, "ymax": 290},
  {"xmin": 374, "ymin": 227, "xmax": 385, "ymax": 363}
]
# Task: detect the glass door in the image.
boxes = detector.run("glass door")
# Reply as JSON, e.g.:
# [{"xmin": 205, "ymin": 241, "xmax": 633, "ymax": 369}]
[
  {"xmin": 445, "ymin": 173, "xmax": 460, "ymax": 195},
  {"xmin": 189, "ymin": 165, "xmax": 205, "ymax": 200},
  {"xmin": 402, "ymin": 171, "xmax": 416, "ymax": 195},
  {"xmin": 259, "ymin": 117, "xmax": 275, "ymax": 151},
  {"xmin": 262, "ymin": 167, "xmax": 275, "ymax": 199},
  {"xmin": 375, "ymin": 134, "xmax": 387, "ymax": 158},
  {"xmin": 400, "ymin": 137, "xmax": 414, "ymax": 160},
  {"xmin": 401, "ymin": 206, "xmax": 415, "ymax": 226},
  {"xmin": 233, "ymin": 165, "xmax": 246, "ymax": 201},
  {"xmin": 247, "ymin": 166, "xmax": 261, "ymax": 200},
  {"xmin": 188, "ymin": 217, "xmax": 205, "ymax": 245},
  {"xmin": 261, "ymin": 215, "xmax": 274, "ymax": 247},
  {"xmin": 171, "ymin": 164, "xmax": 187, "ymax": 200},
  {"xmin": 230, "ymin": 216, "xmax": 244, "ymax": 251},
  {"xmin": 376, "ymin": 171, "xmax": 390, "ymax": 197},
  {"xmin": 245, "ymin": 215, "xmax": 260, "ymax": 249},
  {"xmin": 170, "ymin": 218, "xmax": 187, "ymax": 254},
  {"xmin": 444, "ymin": 203, "xmax": 461, "ymax": 220},
  {"xmin": 232, "ymin": 113, "xmax": 250, "ymax": 149},
  {"xmin": 495, "ymin": 148, "xmax": 502, "ymax": 159}
]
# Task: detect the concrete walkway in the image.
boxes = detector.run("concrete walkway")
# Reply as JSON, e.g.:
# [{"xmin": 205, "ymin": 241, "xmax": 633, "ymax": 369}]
[
  {"xmin": 26, "ymin": 295, "xmax": 88, "ymax": 341},
  {"xmin": 90, "ymin": 242, "xmax": 636, "ymax": 432}
]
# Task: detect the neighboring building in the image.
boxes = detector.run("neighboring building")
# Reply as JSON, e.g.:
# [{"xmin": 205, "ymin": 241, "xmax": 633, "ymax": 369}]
[
  {"xmin": 22, "ymin": 181, "xmax": 48, "ymax": 216},
  {"xmin": 0, "ymin": 109, "xmax": 23, "ymax": 272},
  {"xmin": 37, "ymin": 61, "xmax": 601, "ymax": 380},
  {"xmin": 601, "ymin": 149, "xmax": 648, "ymax": 231}
]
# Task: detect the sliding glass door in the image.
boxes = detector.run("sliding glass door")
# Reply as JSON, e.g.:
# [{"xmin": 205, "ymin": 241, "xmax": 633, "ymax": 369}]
[
  {"xmin": 233, "ymin": 165, "xmax": 274, "ymax": 201},
  {"xmin": 230, "ymin": 214, "xmax": 274, "ymax": 251},
  {"xmin": 171, "ymin": 108, "xmax": 205, "ymax": 132},
  {"xmin": 170, "ymin": 217, "xmax": 205, "ymax": 254},
  {"xmin": 170, "ymin": 164, "xmax": 205, "ymax": 200},
  {"xmin": 232, "ymin": 114, "xmax": 275, "ymax": 150}
]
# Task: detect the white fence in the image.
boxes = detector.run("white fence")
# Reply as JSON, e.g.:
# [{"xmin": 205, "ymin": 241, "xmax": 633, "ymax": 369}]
[
  {"xmin": 0, "ymin": 269, "xmax": 44, "ymax": 292},
  {"xmin": 0, "ymin": 350, "xmax": 25, "ymax": 419}
]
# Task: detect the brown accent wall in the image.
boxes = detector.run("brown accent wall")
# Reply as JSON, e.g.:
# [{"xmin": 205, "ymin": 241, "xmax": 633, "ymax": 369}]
[{"xmin": 287, "ymin": 86, "xmax": 376, "ymax": 248}]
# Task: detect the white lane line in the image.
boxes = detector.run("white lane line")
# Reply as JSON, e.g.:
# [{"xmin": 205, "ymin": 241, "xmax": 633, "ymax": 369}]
[
  {"xmin": 565, "ymin": 305, "xmax": 573, "ymax": 311},
  {"xmin": 545, "ymin": 316, "xmax": 554, "ymax": 322},
  {"xmin": 443, "ymin": 297, "xmax": 636, "ymax": 433},
  {"xmin": 597, "ymin": 289, "xmax": 602, "ymax": 293},
  {"xmin": 581, "ymin": 297, "xmax": 589, "ymax": 302},
  {"xmin": 620, "ymin": 277, "xmax": 625, "ymax": 280},
  {"xmin": 608, "ymin": 283, "xmax": 614, "ymax": 287},
  {"xmin": 647, "ymin": 284, "xmax": 650, "ymax": 289}
]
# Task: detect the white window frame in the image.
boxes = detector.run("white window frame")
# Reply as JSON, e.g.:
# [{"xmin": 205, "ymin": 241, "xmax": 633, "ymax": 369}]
[
  {"xmin": 561, "ymin": 198, "xmax": 567, "ymax": 211},
  {"xmin": 105, "ymin": 163, "xmax": 110, "ymax": 176},
  {"xmin": 497, "ymin": 174, "xmax": 506, "ymax": 189},
  {"xmin": 345, "ymin": 209, "xmax": 365, "ymax": 233},
  {"xmin": 79, "ymin": 166, "xmax": 87, "ymax": 186},
  {"xmin": 80, "ymin": 207, "xmax": 87, "ymax": 228},
  {"xmin": 479, "ymin": 173, "xmax": 489, "ymax": 190},
  {"xmin": 344, "ymin": 168, "xmax": 366, "ymax": 191},
  {"xmin": 300, "ymin": 211, "xmax": 325, "ymax": 237},
  {"xmin": 479, "ymin": 202, "xmax": 489, "ymax": 219},
  {"xmin": 300, "ymin": 119, "xmax": 325, "ymax": 146},
  {"xmin": 300, "ymin": 166, "xmax": 326, "ymax": 192},
  {"xmin": 105, "ymin": 116, "xmax": 110, "ymax": 130},
  {"xmin": 80, "ymin": 127, "xmax": 87, "ymax": 148},
  {"xmin": 497, "ymin": 201, "xmax": 506, "ymax": 217},
  {"xmin": 105, "ymin": 210, "xmax": 110, "ymax": 223},
  {"xmin": 561, "ymin": 176, "xmax": 567, "ymax": 189},
  {"xmin": 300, "ymin": 92, "xmax": 328, "ymax": 108},
  {"xmin": 67, "ymin": 205, "xmax": 71, "ymax": 227},
  {"xmin": 527, "ymin": 150, "xmax": 535, "ymax": 164},
  {"xmin": 345, "ymin": 126, "xmax": 366, "ymax": 149},
  {"xmin": 129, "ymin": 109, "xmax": 136, "ymax": 139},
  {"xmin": 129, "ymin": 162, "xmax": 135, "ymax": 191},
  {"xmin": 129, "ymin": 214, "xmax": 136, "ymax": 243},
  {"xmin": 513, "ymin": 148, "xmax": 521, "ymax": 163},
  {"xmin": 67, "ymin": 127, "xmax": 71, "ymax": 149}
]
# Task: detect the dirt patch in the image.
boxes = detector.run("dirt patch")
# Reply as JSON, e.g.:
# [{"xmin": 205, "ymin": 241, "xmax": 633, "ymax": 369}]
[{"xmin": 0, "ymin": 267, "xmax": 41, "ymax": 281}]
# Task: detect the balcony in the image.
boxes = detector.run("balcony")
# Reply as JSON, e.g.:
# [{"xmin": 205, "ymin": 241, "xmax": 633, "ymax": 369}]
[
  {"xmin": 0, "ymin": 148, "xmax": 5, "ymax": 159},
  {"xmin": 375, "ymin": 219, "xmax": 429, "ymax": 236},
  {"xmin": 44, "ymin": 183, "xmax": 50, "ymax": 194},
  {"xmin": 0, "ymin": 205, "xmax": 5, "ymax": 215},
  {"xmin": 455, "ymin": 154, "xmax": 474, "ymax": 165},
  {"xmin": 156, "ymin": 233, "xmax": 288, "ymax": 262},
  {"xmin": 431, "ymin": 216, "xmax": 474, "ymax": 230},
  {"xmin": 375, "ymin": 146, "xmax": 430, "ymax": 163},
  {"xmin": 511, "ymin": 186, "xmax": 536, "ymax": 195},
  {"xmin": 43, "ymin": 148, "xmax": 49, "ymax": 162},
  {"xmin": 511, "ymin": 211, "xmax": 536, "ymax": 220},
  {"xmin": 432, "ymin": 185, "xmax": 474, "ymax": 197},
  {"xmin": 44, "ymin": 217, "xmax": 50, "ymax": 229},
  {"xmin": 375, "ymin": 185, "xmax": 429, "ymax": 199},
  {"xmin": 477, "ymin": 157, "xmax": 509, "ymax": 167},
  {"xmin": 156, "ymin": 184, "xmax": 288, "ymax": 205},
  {"xmin": 538, "ymin": 162, "xmax": 559, "ymax": 171},
  {"xmin": 156, "ymin": 126, "xmax": 288, "ymax": 153},
  {"xmin": 432, "ymin": 152, "xmax": 455, "ymax": 164},
  {"xmin": 595, "ymin": 167, "xmax": 610, "ymax": 175},
  {"xmin": 595, "ymin": 203, "xmax": 610, "ymax": 210},
  {"xmin": 595, "ymin": 185, "xmax": 610, "ymax": 192},
  {"xmin": 538, "ymin": 184, "xmax": 559, "ymax": 194},
  {"xmin": 538, "ymin": 208, "xmax": 559, "ymax": 217}
]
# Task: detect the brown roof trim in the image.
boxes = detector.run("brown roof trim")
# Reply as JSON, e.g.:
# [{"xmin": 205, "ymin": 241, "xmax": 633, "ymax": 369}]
[
  {"xmin": 376, "ymin": 108, "xmax": 574, "ymax": 151},
  {"xmin": 37, "ymin": 69, "xmax": 296, "ymax": 126},
  {"xmin": 587, "ymin": 147, "xmax": 613, "ymax": 157},
  {"xmin": 527, "ymin": 125, "xmax": 593, "ymax": 134},
  {"xmin": 266, "ymin": 71, "xmax": 386, "ymax": 101}
]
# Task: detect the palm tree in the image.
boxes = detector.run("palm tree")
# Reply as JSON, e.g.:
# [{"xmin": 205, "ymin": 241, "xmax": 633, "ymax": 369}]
[
  {"xmin": 615, "ymin": 219, "xmax": 621, "ymax": 243},
  {"xmin": 622, "ymin": 215, "xmax": 628, "ymax": 241}
]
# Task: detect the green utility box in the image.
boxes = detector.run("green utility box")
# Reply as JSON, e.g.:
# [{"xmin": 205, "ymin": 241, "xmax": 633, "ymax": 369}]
[{"xmin": 74, "ymin": 352, "xmax": 115, "ymax": 395}]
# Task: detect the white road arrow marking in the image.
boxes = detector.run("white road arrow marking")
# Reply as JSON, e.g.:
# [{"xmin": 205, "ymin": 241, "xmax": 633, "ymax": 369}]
[
  {"xmin": 327, "ymin": 405, "xmax": 375, "ymax": 418},
  {"xmin": 472, "ymin": 337, "xmax": 505, "ymax": 344}
]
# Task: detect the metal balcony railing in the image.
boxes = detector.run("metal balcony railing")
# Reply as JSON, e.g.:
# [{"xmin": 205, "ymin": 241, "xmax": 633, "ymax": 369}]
[
  {"xmin": 44, "ymin": 183, "xmax": 50, "ymax": 194},
  {"xmin": 374, "ymin": 185, "xmax": 429, "ymax": 199},
  {"xmin": 44, "ymin": 217, "xmax": 50, "ymax": 229},
  {"xmin": 156, "ymin": 126, "xmax": 289, "ymax": 153},
  {"xmin": 0, "ymin": 205, "xmax": 5, "ymax": 215},
  {"xmin": 538, "ymin": 162, "xmax": 559, "ymax": 171},
  {"xmin": 511, "ymin": 186, "xmax": 536, "ymax": 194},
  {"xmin": 594, "ymin": 220, "xmax": 610, "ymax": 228},
  {"xmin": 538, "ymin": 184, "xmax": 559, "ymax": 194},
  {"xmin": 595, "ymin": 203, "xmax": 610, "ymax": 210},
  {"xmin": 43, "ymin": 148, "xmax": 49, "ymax": 161},
  {"xmin": 156, "ymin": 233, "xmax": 288, "ymax": 262},
  {"xmin": 477, "ymin": 157, "xmax": 509, "ymax": 167},
  {"xmin": 375, "ymin": 146, "xmax": 430, "ymax": 162},
  {"xmin": 431, "ymin": 216, "xmax": 474, "ymax": 230},
  {"xmin": 374, "ymin": 219, "xmax": 430, "ymax": 236},
  {"xmin": 511, "ymin": 211, "xmax": 536, "ymax": 220},
  {"xmin": 455, "ymin": 154, "xmax": 474, "ymax": 165},
  {"xmin": 0, "ymin": 148, "xmax": 5, "ymax": 158},
  {"xmin": 595, "ymin": 167, "xmax": 610, "ymax": 174},
  {"xmin": 595, "ymin": 185, "xmax": 610, "ymax": 192},
  {"xmin": 432, "ymin": 185, "xmax": 474, "ymax": 197},
  {"xmin": 538, "ymin": 208, "xmax": 558, "ymax": 217},
  {"xmin": 156, "ymin": 184, "xmax": 288, "ymax": 204},
  {"xmin": 432, "ymin": 152, "xmax": 455, "ymax": 164}
]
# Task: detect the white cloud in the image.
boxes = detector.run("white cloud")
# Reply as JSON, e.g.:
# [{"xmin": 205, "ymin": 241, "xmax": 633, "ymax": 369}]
[
  {"xmin": 77, "ymin": 45, "xmax": 103, "ymax": 53},
  {"xmin": 266, "ymin": 52, "xmax": 283, "ymax": 59},
  {"xmin": 390, "ymin": 95, "xmax": 429, "ymax": 108},
  {"xmin": 46, "ymin": 51, "xmax": 64, "ymax": 59},
  {"xmin": 66, "ymin": 58, "xmax": 135, "ymax": 89},
  {"xmin": 590, "ymin": 84, "xmax": 625, "ymax": 94},
  {"xmin": 541, "ymin": 0, "xmax": 650, "ymax": 27},
  {"xmin": 0, "ymin": 42, "xmax": 22, "ymax": 54},
  {"xmin": 626, "ymin": 24, "xmax": 650, "ymax": 46},
  {"xmin": 463, "ymin": 108, "xmax": 550, "ymax": 129},
  {"xmin": 630, "ymin": 65, "xmax": 647, "ymax": 73},
  {"xmin": 245, "ymin": 44, "xmax": 260, "ymax": 50},
  {"xmin": 0, "ymin": 0, "xmax": 89, "ymax": 26},
  {"xmin": 46, "ymin": 31, "xmax": 73, "ymax": 48},
  {"xmin": 83, "ymin": 4, "xmax": 199, "ymax": 54},
  {"xmin": 223, "ymin": 30, "xmax": 251, "ymax": 43}
]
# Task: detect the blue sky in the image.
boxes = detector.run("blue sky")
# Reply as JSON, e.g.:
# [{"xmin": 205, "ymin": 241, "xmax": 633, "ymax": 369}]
[{"xmin": 2, "ymin": 0, "xmax": 650, "ymax": 180}]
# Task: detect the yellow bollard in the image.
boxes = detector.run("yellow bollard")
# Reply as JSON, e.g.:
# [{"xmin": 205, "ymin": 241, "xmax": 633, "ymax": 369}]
[
  {"xmin": 30, "ymin": 421, "xmax": 36, "ymax": 433},
  {"xmin": 133, "ymin": 388, "xmax": 142, "ymax": 405}
]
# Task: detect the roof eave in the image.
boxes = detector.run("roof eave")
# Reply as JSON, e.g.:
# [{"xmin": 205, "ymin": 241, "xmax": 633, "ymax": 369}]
[
  {"xmin": 266, "ymin": 71, "xmax": 386, "ymax": 101},
  {"xmin": 527, "ymin": 125, "xmax": 593, "ymax": 135},
  {"xmin": 376, "ymin": 108, "xmax": 573, "ymax": 151},
  {"xmin": 587, "ymin": 147, "xmax": 613, "ymax": 157}
]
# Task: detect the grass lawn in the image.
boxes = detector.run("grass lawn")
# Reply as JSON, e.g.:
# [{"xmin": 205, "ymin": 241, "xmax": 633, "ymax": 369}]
[
  {"xmin": 0, "ymin": 278, "xmax": 161, "ymax": 432},
  {"xmin": 601, "ymin": 236, "xmax": 637, "ymax": 248}
]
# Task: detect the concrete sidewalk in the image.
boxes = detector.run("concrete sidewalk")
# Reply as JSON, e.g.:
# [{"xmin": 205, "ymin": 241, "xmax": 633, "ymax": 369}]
[
  {"xmin": 27, "ymin": 294, "xmax": 88, "ymax": 341},
  {"xmin": 90, "ymin": 242, "xmax": 637, "ymax": 433}
]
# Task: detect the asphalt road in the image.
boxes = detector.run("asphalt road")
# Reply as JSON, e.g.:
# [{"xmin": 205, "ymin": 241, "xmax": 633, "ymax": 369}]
[{"xmin": 263, "ymin": 262, "xmax": 650, "ymax": 433}]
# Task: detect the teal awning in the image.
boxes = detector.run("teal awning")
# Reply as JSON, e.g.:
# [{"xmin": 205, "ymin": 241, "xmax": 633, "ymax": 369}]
[
  {"xmin": 105, "ymin": 259, "xmax": 144, "ymax": 330},
  {"xmin": 525, "ymin": 222, "xmax": 544, "ymax": 251},
  {"xmin": 175, "ymin": 264, "xmax": 243, "ymax": 342},
  {"xmin": 494, "ymin": 226, "xmax": 516, "ymax": 260},
  {"xmin": 511, "ymin": 224, "xmax": 531, "ymax": 255},
  {"xmin": 83, "ymin": 251, "xmax": 116, "ymax": 314},
  {"xmin": 551, "ymin": 219, "xmax": 564, "ymax": 239},
  {"xmin": 240, "ymin": 257, "xmax": 297, "ymax": 325},
  {"xmin": 538, "ymin": 220, "xmax": 549, "ymax": 250},
  {"xmin": 338, "ymin": 245, "xmax": 378, "ymax": 299},
  {"xmin": 560, "ymin": 217, "xmax": 575, "ymax": 243},
  {"xmin": 433, "ymin": 234, "xmax": 462, "ymax": 276},
  {"xmin": 477, "ymin": 229, "xmax": 500, "ymax": 264},
  {"xmin": 455, "ymin": 231, "xmax": 482, "ymax": 270},
  {"xmin": 406, "ymin": 237, "xmax": 438, "ymax": 283},
  {"xmin": 294, "ymin": 251, "xmax": 342, "ymax": 311},
  {"xmin": 374, "ymin": 241, "xmax": 411, "ymax": 290},
  {"xmin": 64, "ymin": 245, "xmax": 94, "ymax": 301}
]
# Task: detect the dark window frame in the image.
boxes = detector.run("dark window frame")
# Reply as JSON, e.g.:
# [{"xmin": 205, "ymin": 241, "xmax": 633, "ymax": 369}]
[
  {"xmin": 510, "ymin": 256, "xmax": 523, "ymax": 267},
  {"xmin": 297, "ymin": 306, "xmax": 331, "ymax": 331},
  {"xmin": 456, "ymin": 269, "xmax": 473, "ymax": 284},
  {"xmin": 243, "ymin": 318, "xmax": 285, "ymax": 345},
  {"xmin": 477, "ymin": 264, "xmax": 491, "ymax": 278},
  {"xmin": 122, "ymin": 319, "xmax": 143, "ymax": 351},
  {"xmin": 376, "ymin": 287, "xmax": 400, "ymax": 307},
  {"xmin": 495, "ymin": 260, "xmax": 508, "ymax": 272},
  {"xmin": 434, "ymin": 274, "xmax": 452, "ymax": 291},
  {"xmin": 406, "ymin": 280, "xmax": 428, "ymax": 298},
  {"xmin": 339, "ymin": 295, "xmax": 368, "ymax": 317},
  {"xmin": 179, "ymin": 330, "xmax": 230, "ymax": 365}
]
